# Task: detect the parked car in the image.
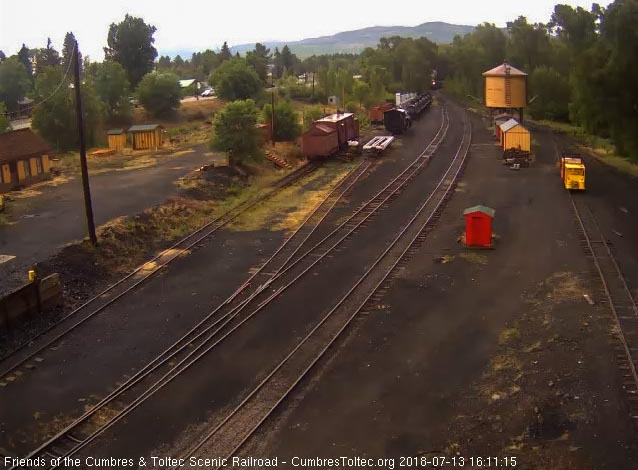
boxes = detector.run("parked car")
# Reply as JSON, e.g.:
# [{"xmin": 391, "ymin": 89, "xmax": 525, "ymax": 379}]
[{"xmin": 201, "ymin": 88, "xmax": 215, "ymax": 97}]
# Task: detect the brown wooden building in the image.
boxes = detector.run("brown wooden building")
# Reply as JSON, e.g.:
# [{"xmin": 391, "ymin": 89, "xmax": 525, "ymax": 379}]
[
  {"xmin": 0, "ymin": 129, "xmax": 52, "ymax": 193},
  {"xmin": 107, "ymin": 129, "xmax": 127, "ymax": 151},
  {"xmin": 128, "ymin": 124, "xmax": 164, "ymax": 150}
]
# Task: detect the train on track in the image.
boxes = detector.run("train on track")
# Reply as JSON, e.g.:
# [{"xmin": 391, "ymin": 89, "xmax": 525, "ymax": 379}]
[{"xmin": 383, "ymin": 92, "xmax": 433, "ymax": 134}]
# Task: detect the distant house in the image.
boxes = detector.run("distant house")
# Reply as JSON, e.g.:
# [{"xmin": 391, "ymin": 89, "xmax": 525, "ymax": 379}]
[
  {"xmin": 0, "ymin": 129, "xmax": 52, "ymax": 193},
  {"xmin": 128, "ymin": 124, "xmax": 164, "ymax": 150},
  {"xmin": 17, "ymin": 98, "xmax": 34, "ymax": 119}
]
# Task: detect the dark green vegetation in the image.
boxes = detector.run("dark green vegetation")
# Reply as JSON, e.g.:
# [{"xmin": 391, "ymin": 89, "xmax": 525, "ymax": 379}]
[
  {"xmin": 262, "ymin": 101, "xmax": 302, "ymax": 142},
  {"xmin": 441, "ymin": 1, "xmax": 638, "ymax": 161},
  {"xmin": 137, "ymin": 72, "xmax": 181, "ymax": 117},
  {"xmin": 104, "ymin": 14, "xmax": 158, "ymax": 87},
  {"xmin": 211, "ymin": 99, "xmax": 261, "ymax": 166}
]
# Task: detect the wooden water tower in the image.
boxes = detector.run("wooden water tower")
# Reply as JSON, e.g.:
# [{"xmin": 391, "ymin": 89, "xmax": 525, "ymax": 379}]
[{"xmin": 483, "ymin": 62, "xmax": 528, "ymax": 121}]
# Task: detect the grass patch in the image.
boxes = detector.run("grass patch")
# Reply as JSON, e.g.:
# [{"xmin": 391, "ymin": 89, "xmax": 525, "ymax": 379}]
[
  {"xmin": 499, "ymin": 328, "xmax": 521, "ymax": 346},
  {"xmin": 227, "ymin": 162, "xmax": 355, "ymax": 233},
  {"xmin": 546, "ymin": 272, "xmax": 583, "ymax": 303},
  {"xmin": 459, "ymin": 252, "xmax": 489, "ymax": 265},
  {"xmin": 531, "ymin": 119, "xmax": 638, "ymax": 177}
]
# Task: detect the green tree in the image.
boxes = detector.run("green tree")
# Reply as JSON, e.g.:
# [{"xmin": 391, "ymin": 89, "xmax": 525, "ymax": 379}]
[
  {"xmin": 219, "ymin": 41, "xmax": 232, "ymax": 62},
  {"xmin": 94, "ymin": 61, "xmax": 131, "ymax": 122},
  {"xmin": 0, "ymin": 103, "xmax": 10, "ymax": 133},
  {"xmin": 246, "ymin": 43, "xmax": 270, "ymax": 82},
  {"xmin": 353, "ymin": 80, "xmax": 371, "ymax": 109},
  {"xmin": 212, "ymin": 99, "xmax": 261, "ymax": 165},
  {"xmin": 62, "ymin": 32, "xmax": 80, "ymax": 73},
  {"xmin": 262, "ymin": 100, "xmax": 301, "ymax": 141},
  {"xmin": 0, "ymin": 57, "xmax": 32, "ymax": 112},
  {"xmin": 17, "ymin": 44, "xmax": 32, "ymax": 76},
  {"xmin": 598, "ymin": 0, "xmax": 638, "ymax": 158},
  {"xmin": 303, "ymin": 105, "xmax": 323, "ymax": 130},
  {"xmin": 137, "ymin": 72, "xmax": 181, "ymax": 117},
  {"xmin": 210, "ymin": 57, "xmax": 262, "ymax": 101},
  {"xmin": 528, "ymin": 66, "xmax": 570, "ymax": 121},
  {"xmin": 104, "ymin": 14, "xmax": 158, "ymax": 86},
  {"xmin": 33, "ymin": 38, "xmax": 61, "ymax": 76},
  {"xmin": 506, "ymin": 16, "xmax": 551, "ymax": 72},
  {"xmin": 31, "ymin": 67, "xmax": 103, "ymax": 151}
]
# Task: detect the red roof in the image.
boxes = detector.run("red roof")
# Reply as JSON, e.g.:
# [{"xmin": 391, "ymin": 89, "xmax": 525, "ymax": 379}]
[{"xmin": 0, "ymin": 128, "xmax": 51, "ymax": 165}]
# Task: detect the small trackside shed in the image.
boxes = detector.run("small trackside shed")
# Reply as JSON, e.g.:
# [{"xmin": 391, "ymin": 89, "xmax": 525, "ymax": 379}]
[
  {"xmin": 107, "ymin": 129, "xmax": 127, "ymax": 151},
  {"xmin": 464, "ymin": 205, "xmax": 495, "ymax": 248},
  {"xmin": 302, "ymin": 124, "xmax": 339, "ymax": 158},
  {"xmin": 0, "ymin": 129, "xmax": 52, "ymax": 193},
  {"xmin": 128, "ymin": 124, "xmax": 164, "ymax": 150},
  {"xmin": 499, "ymin": 119, "xmax": 531, "ymax": 152}
]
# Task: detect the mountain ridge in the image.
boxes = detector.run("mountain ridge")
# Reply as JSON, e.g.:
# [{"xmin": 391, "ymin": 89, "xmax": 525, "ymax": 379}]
[{"xmin": 161, "ymin": 21, "xmax": 474, "ymax": 59}]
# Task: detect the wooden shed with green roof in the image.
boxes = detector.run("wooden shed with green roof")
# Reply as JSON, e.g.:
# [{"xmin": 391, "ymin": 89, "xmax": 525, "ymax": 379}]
[
  {"xmin": 128, "ymin": 124, "xmax": 164, "ymax": 150},
  {"xmin": 107, "ymin": 129, "xmax": 127, "ymax": 151}
]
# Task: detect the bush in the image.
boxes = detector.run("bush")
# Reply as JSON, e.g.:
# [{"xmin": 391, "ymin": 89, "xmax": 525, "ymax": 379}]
[
  {"xmin": 210, "ymin": 58, "xmax": 262, "ymax": 101},
  {"xmin": 262, "ymin": 100, "xmax": 301, "ymax": 142},
  {"xmin": 212, "ymin": 99, "xmax": 262, "ymax": 165},
  {"xmin": 303, "ymin": 105, "xmax": 324, "ymax": 131},
  {"xmin": 345, "ymin": 101, "xmax": 359, "ymax": 113},
  {"xmin": 137, "ymin": 72, "xmax": 181, "ymax": 117}
]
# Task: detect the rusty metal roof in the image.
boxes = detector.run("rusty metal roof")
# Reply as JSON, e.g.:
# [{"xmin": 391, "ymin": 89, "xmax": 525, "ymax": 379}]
[
  {"xmin": 0, "ymin": 128, "xmax": 51, "ymax": 164},
  {"xmin": 483, "ymin": 63, "xmax": 527, "ymax": 77}
]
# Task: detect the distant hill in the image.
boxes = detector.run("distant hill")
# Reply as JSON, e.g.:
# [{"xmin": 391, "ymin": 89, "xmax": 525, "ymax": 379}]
[
  {"xmin": 230, "ymin": 22, "xmax": 474, "ymax": 57},
  {"xmin": 160, "ymin": 22, "xmax": 475, "ymax": 60}
]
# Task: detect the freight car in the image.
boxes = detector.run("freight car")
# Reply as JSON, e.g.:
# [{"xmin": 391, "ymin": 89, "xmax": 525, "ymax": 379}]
[
  {"xmin": 302, "ymin": 112, "xmax": 360, "ymax": 159},
  {"xmin": 383, "ymin": 108, "xmax": 411, "ymax": 134},
  {"xmin": 368, "ymin": 102, "xmax": 395, "ymax": 124}
]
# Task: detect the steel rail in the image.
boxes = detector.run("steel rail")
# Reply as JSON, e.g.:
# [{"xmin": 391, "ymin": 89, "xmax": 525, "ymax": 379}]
[
  {"xmin": 0, "ymin": 162, "xmax": 320, "ymax": 378},
  {"xmin": 15, "ymin": 107, "xmax": 450, "ymax": 469},
  {"xmin": 7, "ymin": 158, "xmax": 369, "ymax": 469},
  {"xmin": 569, "ymin": 195, "xmax": 638, "ymax": 396},
  {"xmin": 175, "ymin": 112, "xmax": 472, "ymax": 468}
]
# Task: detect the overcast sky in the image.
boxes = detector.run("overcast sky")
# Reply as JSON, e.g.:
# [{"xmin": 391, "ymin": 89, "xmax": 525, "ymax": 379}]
[{"xmin": 1, "ymin": 0, "xmax": 597, "ymax": 60}]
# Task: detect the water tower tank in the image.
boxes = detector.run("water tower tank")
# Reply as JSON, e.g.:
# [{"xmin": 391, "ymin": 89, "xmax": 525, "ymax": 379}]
[{"xmin": 483, "ymin": 63, "xmax": 527, "ymax": 109}]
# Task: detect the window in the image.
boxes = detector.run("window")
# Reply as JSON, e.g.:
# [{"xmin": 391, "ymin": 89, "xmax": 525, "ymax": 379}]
[
  {"xmin": 36, "ymin": 158, "xmax": 43, "ymax": 174},
  {"xmin": 23, "ymin": 160, "xmax": 31, "ymax": 178}
]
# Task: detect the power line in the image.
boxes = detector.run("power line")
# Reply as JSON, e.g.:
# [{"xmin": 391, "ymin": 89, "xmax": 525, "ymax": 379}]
[{"xmin": 1, "ymin": 41, "xmax": 76, "ymax": 117}]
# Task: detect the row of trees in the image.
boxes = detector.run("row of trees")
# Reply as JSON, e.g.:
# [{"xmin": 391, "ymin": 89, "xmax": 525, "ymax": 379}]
[{"xmin": 440, "ymin": 1, "xmax": 638, "ymax": 160}]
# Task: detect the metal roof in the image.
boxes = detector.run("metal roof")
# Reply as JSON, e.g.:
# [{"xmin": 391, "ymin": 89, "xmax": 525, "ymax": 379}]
[
  {"xmin": 128, "ymin": 124, "xmax": 163, "ymax": 132},
  {"xmin": 107, "ymin": 128, "xmax": 125, "ymax": 135},
  {"xmin": 464, "ymin": 205, "xmax": 495, "ymax": 218},
  {"xmin": 483, "ymin": 63, "xmax": 527, "ymax": 77},
  {"xmin": 308, "ymin": 124, "xmax": 335, "ymax": 135},
  {"xmin": 499, "ymin": 119, "xmax": 524, "ymax": 133},
  {"xmin": 317, "ymin": 113, "xmax": 354, "ymax": 123},
  {"xmin": 179, "ymin": 79, "xmax": 197, "ymax": 88}
]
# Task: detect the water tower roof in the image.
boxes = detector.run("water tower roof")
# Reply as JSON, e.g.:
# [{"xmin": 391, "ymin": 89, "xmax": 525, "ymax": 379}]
[{"xmin": 483, "ymin": 63, "xmax": 527, "ymax": 77}]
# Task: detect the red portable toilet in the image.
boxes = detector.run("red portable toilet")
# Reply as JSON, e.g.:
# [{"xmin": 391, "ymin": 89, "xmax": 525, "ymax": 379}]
[{"xmin": 464, "ymin": 205, "xmax": 495, "ymax": 247}]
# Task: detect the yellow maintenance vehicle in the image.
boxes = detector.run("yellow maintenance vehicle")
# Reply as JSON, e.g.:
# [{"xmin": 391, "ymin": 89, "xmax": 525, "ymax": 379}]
[{"xmin": 560, "ymin": 154, "xmax": 586, "ymax": 190}]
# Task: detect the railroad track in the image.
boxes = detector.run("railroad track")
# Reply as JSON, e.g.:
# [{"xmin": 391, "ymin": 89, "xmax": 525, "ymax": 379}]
[
  {"xmin": 0, "ymin": 162, "xmax": 321, "ymax": 380},
  {"xmin": 570, "ymin": 194, "xmax": 638, "ymax": 418},
  {"xmin": 173, "ymin": 111, "xmax": 472, "ymax": 469},
  {"xmin": 9, "ymin": 107, "xmax": 451, "ymax": 469}
]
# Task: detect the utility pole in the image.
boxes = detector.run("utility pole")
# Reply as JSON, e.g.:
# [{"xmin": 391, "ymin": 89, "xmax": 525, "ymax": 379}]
[{"xmin": 73, "ymin": 40, "xmax": 97, "ymax": 246}]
